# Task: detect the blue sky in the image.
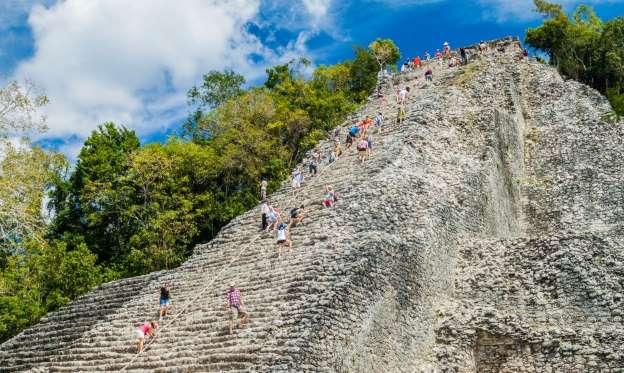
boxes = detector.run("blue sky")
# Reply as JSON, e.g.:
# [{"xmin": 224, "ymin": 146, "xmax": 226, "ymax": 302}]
[{"xmin": 1, "ymin": 0, "xmax": 622, "ymax": 157}]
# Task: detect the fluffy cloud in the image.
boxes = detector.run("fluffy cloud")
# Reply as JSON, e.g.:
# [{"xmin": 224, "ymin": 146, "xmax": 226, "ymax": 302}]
[
  {"xmin": 0, "ymin": 0, "xmax": 54, "ymax": 31},
  {"xmin": 13, "ymin": 0, "xmax": 306, "ymax": 155},
  {"xmin": 478, "ymin": 0, "xmax": 624, "ymax": 22}
]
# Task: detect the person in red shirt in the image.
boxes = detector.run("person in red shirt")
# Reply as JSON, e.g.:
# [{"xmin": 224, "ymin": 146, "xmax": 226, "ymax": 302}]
[
  {"xmin": 413, "ymin": 56, "xmax": 421, "ymax": 68},
  {"xmin": 227, "ymin": 283, "xmax": 249, "ymax": 334},
  {"xmin": 135, "ymin": 320, "xmax": 158, "ymax": 353}
]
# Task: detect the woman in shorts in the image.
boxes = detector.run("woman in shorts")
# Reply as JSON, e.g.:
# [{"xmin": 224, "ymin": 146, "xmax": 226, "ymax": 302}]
[
  {"xmin": 159, "ymin": 285, "xmax": 171, "ymax": 320},
  {"xmin": 357, "ymin": 138, "xmax": 369, "ymax": 163},
  {"xmin": 266, "ymin": 206, "xmax": 280, "ymax": 232},
  {"xmin": 323, "ymin": 185, "xmax": 336, "ymax": 207},
  {"xmin": 135, "ymin": 320, "xmax": 158, "ymax": 353},
  {"xmin": 276, "ymin": 222, "xmax": 292, "ymax": 257}
]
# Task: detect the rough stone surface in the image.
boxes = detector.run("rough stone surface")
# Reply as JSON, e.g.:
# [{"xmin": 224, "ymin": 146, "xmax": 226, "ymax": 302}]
[{"xmin": 1, "ymin": 37, "xmax": 623, "ymax": 372}]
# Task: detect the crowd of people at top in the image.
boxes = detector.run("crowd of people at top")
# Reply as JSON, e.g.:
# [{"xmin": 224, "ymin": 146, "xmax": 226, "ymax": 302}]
[{"xmin": 131, "ymin": 38, "xmax": 531, "ymax": 355}]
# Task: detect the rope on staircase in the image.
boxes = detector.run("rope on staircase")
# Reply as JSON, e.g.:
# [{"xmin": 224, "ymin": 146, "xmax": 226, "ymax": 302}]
[
  {"xmin": 119, "ymin": 146, "xmax": 343, "ymax": 371},
  {"xmin": 120, "ymin": 58, "xmax": 446, "ymax": 371}
]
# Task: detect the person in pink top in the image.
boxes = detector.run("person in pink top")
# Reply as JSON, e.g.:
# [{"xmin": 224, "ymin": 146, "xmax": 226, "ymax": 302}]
[
  {"xmin": 135, "ymin": 320, "xmax": 158, "ymax": 353},
  {"xmin": 357, "ymin": 138, "xmax": 369, "ymax": 163},
  {"xmin": 226, "ymin": 283, "xmax": 249, "ymax": 334}
]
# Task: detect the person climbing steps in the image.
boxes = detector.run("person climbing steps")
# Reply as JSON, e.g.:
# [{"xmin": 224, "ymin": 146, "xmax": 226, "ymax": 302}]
[
  {"xmin": 135, "ymin": 320, "xmax": 158, "ymax": 353},
  {"xmin": 226, "ymin": 283, "xmax": 249, "ymax": 335},
  {"xmin": 309, "ymin": 149, "xmax": 321, "ymax": 175},
  {"xmin": 290, "ymin": 205, "xmax": 306, "ymax": 227},
  {"xmin": 276, "ymin": 221, "xmax": 293, "ymax": 258},
  {"xmin": 374, "ymin": 112, "xmax": 384, "ymax": 134},
  {"xmin": 292, "ymin": 167, "xmax": 304, "ymax": 193},
  {"xmin": 159, "ymin": 285, "xmax": 171, "ymax": 321},
  {"xmin": 265, "ymin": 204, "xmax": 281, "ymax": 233},
  {"xmin": 357, "ymin": 137, "xmax": 369, "ymax": 163},
  {"xmin": 260, "ymin": 199, "xmax": 270, "ymax": 231}
]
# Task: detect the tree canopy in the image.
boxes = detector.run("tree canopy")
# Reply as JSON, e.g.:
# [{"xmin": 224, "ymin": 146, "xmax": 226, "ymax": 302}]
[{"xmin": 526, "ymin": 0, "xmax": 624, "ymax": 115}]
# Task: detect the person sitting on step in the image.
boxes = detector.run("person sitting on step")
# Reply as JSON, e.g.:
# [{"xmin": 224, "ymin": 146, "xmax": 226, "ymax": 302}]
[
  {"xmin": 226, "ymin": 283, "xmax": 249, "ymax": 335},
  {"xmin": 135, "ymin": 320, "xmax": 158, "ymax": 353},
  {"xmin": 159, "ymin": 285, "xmax": 171, "ymax": 320},
  {"xmin": 276, "ymin": 222, "xmax": 293, "ymax": 257},
  {"xmin": 290, "ymin": 204, "xmax": 306, "ymax": 226},
  {"xmin": 323, "ymin": 185, "xmax": 337, "ymax": 207}
]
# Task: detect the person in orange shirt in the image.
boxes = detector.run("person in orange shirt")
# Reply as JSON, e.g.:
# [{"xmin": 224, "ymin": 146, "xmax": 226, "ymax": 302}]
[
  {"xmin": 413, "ymin": 56, "xmax": 421, "ymax": 68},
  {"xmin": 358, "ymin": 116, "xmax": 373, "ymax": 137}
]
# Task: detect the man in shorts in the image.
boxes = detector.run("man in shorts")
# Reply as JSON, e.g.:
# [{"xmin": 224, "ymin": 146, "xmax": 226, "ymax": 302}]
[{"xmin": 227, "ymin": 283, "xmax": 249, "ymax": 335}]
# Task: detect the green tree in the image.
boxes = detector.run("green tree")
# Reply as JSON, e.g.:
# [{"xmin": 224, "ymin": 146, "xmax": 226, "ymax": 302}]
[
  {"xmin": 50, "ymin": 123, "xmax": 140, "ymax": 262},
  {"xmin": 187, "ymin": 70, "xmax": 245, "ymax": 110},
  {"xmin": 122, "ymin": 140, "xmax": 222, "ymax": 273},
  {"xmin": 368, "ymin": 38, "xmax": 401, "ymax": 71},
  {"xmin": 184, "ymin": 70, "xmax": 246, "ymax": 142},
  {"xmin": 0, "ymin": 240, "xmax": 103, "ymax": 342},
  {"xmin": 526, "ymin": 0, "xmax": 623, "ymax": 115},
  {"xmin": 348, "ymin": 47, "xmax": 380, "ymax": 102},
  {"xmin": 0, "ymin": 143, "xmax": 67, "ymax": 253}
]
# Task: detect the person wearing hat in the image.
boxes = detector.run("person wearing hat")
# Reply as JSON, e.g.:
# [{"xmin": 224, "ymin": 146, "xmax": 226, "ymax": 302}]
[{"xmin": 226, "ymin": 283, "xmax": 249, "ymax": 334}]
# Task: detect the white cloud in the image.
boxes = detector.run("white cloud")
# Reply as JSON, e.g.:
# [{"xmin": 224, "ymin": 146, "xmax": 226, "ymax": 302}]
[
  {"xmin": 0, "ymin": 0, "xmax": 55, "ymax": 31},
  {"xmin": 303, "ymin": 0, "xmax": 331, "ymax": 24},
  {"xmin": 478, "ymin": 0, "xmax": 624, "ymax": 22},
  {"xmin": 13, "ymin": 0, "xmax": 310, "ymax": 156}
]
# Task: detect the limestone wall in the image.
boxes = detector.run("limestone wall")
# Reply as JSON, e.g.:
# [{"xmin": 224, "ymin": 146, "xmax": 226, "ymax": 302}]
[{"xmin": 1, "ymin": 39, "xmax": 623, "ymax": 372}]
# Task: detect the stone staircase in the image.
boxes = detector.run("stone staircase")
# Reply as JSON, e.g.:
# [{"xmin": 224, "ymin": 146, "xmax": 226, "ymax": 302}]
[
  {"xmin": 1, "ymin": 37, "xmax": 486, "ymax": 372},
  {"xmin": 5, "ymin": 36, "xmax": 621, "ymax": 372}
]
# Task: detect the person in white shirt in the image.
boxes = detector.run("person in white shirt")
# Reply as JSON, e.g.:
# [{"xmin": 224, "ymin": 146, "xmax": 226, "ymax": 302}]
[
  {"xmin": 276, "ymin": 222, "xmax": 292, "ymax": 257},
  {"xmin": 397, "ymin": 86, "xmax": 410, "ymax": 105}
]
